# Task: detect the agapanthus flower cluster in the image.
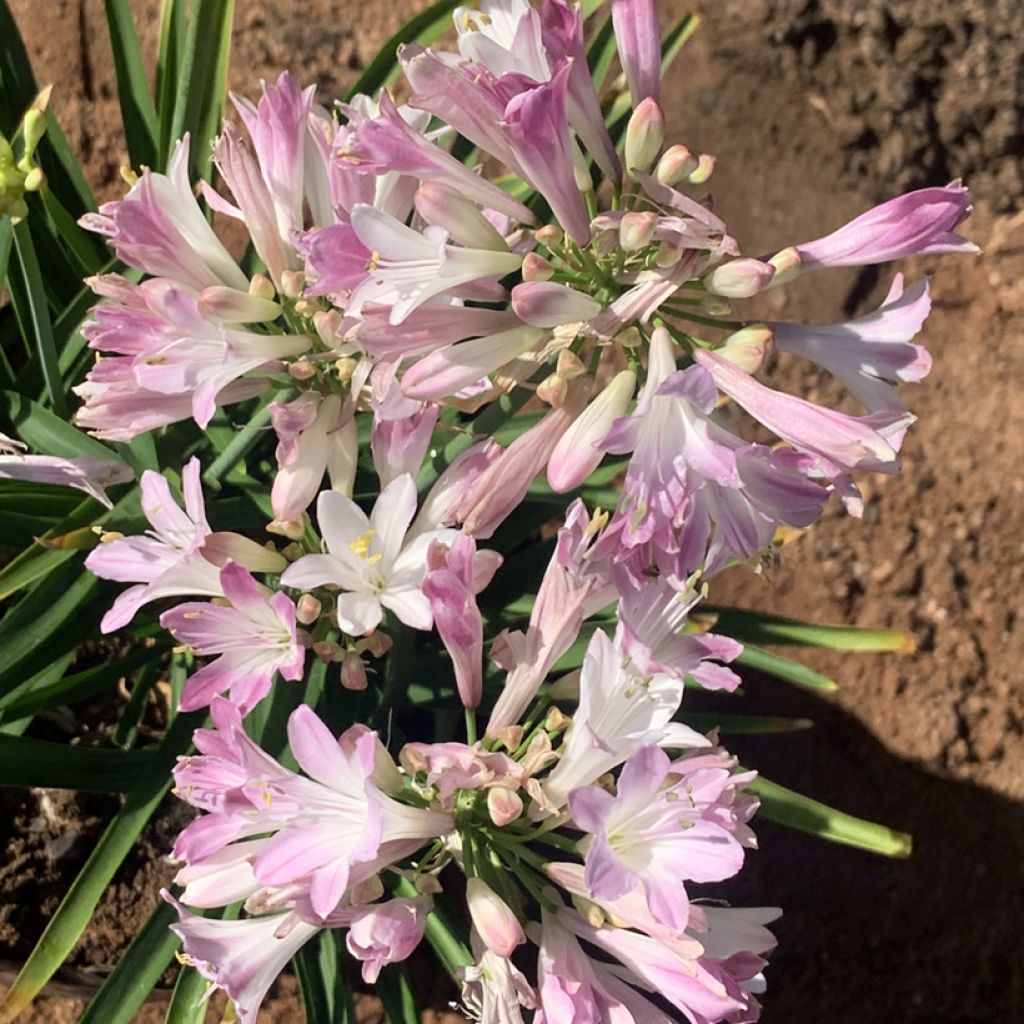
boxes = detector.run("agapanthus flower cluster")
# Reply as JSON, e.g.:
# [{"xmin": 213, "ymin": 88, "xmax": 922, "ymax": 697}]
[{"xmin": 14, "ymin": 0, "xmax": 975, "ymax": 1019}]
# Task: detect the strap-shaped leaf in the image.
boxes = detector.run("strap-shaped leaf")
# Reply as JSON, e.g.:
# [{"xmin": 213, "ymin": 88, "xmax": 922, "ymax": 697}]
[
  {"xmin": 0, "ymin": 735, "xmax": 153, "ymax": 793},
  {"xmin": 680, "ymin": 713, "xmax": 813, "ymax": 735},
  {"xmin": 156, "ymin": 0, "xmax": 187, "ymax": 164},
  {"xmin": 709, "ymin": 606, "xmax": 913, "ymax": 652},
  {"xmin": 377, "ymin": 964, "xmax": 419, "ymax": 1024},
  {"xmin": 749, "ymin": 776, "xmax": 912, "ymax": 858},
  {"xmin": 78, "ymin": 899, "xmax": 179, "ymax": 1024},
  {"xmin": 0, "ymin": 709, "xmax": 202, "ymax": 1022},
  {"xmin": 103, "ymin": 0, "xmax": 160, "ymax": 170},
  {"xmin": 0, "ymin": 390, "xmax": 121, "ymax": 461},
  {"xmin": 734, "ymin": 642, "xmax": 838, "ymax": 692}
]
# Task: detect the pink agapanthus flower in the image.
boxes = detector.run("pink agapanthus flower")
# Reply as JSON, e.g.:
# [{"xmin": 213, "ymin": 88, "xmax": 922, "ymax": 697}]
[
  {"xmin": 280, "ymin": 473, "xmax": 456, "ymax": 634},
  {"xmin": 160, "ymin": 561, "xmax": 306, "ymax": 713},
  {"xmin": 568, "ymin": 744, "xmax": 757, "ymax": 931},
  {"xmin": 0, "ymin": 453, "xmax": 131, "ymax": 508}
]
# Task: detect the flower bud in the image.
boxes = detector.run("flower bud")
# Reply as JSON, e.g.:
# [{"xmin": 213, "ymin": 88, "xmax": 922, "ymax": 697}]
[
  {"xmin": 535, "ymin": 224, "xmax": 563, "ymax": 249},
  {"xmin": 466, "ymin": 878, "xmax": 525, "ymax": 957},
  {"xmin": 555, "ymin": 349, "xmax": 586, "ymax": 381},
  {"xmin": 267, "ymin": 517, "xmax": 306, "ymax": 540},
  {"xmin": 688, "ymin": 153, "xmax": 716, "ymax": 185},
  {"xmin": 615, "ymin": 326, "xmax": 643, "ymax": 349},
  {"xmin": 314, "ymin": 308, "xmax": 344, "ymax": 346},
  {"xmin": 655, "ymin": 144, "xmax": 698, "ymax": 185},
  {"xmin": 295, "ymin": 594, "xmax": 322, "ymax": 625},
  {"xmin": 656, "ymin": 237, "xmax": 685, "ymax": 267},
  {"xmin": 511, "ymin": 281, "xmax": 602, "ymax": 328},
  {"xmin": 198, "ymin": 286, "xmax": 282, "ymax": 324},
  {"xmin": 357, "ymin": 631, "xmax": 393, "ymax": 659},
  {"xmin": 487, "ymin": 786, "xmax": 524, "ymax": 827},
  {"xmin": 414, "ymin": 182, "xmax": 508, "ymax": 251},
  {"xmin": 340, "ymin": 651, "xmax": 369, "ymax": 690},
  {"xmin": 280, "ymin": 270, "xmax": 306, "ymax": 298},
  {"xmin": 313, "ymin": 640, "xmax": 344, "ymax": 663},
  {"xmin": 547, "ymin": 370, "xmax": 636, "ymax": 492},
  {"xmin": 624, "ymin": 97, "xmax": 665, "ymax": 175},
  {"xmin": 767, "ymin": 245, "xmax": 803, "ymax": 286},
  {"xmin": 249, "ymin": 273, "xmax": 276, "ymax": 302},
  {"xmin": 701, "ymin": 294, "xmax": 732, "ymax": 317},
  {"xmin": 287, "ymin": 359, "xmax": 316, "ymax": 381},
  {"xmin": 334, "ymin": 356, "xmax": 359, "ymax": 381},
  {"xmin": 619, "ymin": 211, "xmax": 658, "ymax": 251},
  {"xmin": 704, "ymin": 258, "xmax": 775, "ymax": 298},
  {"xmin": 544, "ymin": 706, "xmax": 570, "ymax": 733},
  {"xmin": 522, "ymin": 251, "xmax": 554, "ymax": 282},
  {"xmin": 717, "ymin": 325, "xmax": 775, "ymax": 375},
  {"xmin": 536, "ymin": 373, "xmax": 568, "ymax": 407}
]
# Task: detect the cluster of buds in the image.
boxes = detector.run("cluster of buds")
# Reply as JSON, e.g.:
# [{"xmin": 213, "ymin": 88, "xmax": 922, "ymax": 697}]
[{"xmin": 0, "ymin": 88, "xmax": 48, "ymax": 221}]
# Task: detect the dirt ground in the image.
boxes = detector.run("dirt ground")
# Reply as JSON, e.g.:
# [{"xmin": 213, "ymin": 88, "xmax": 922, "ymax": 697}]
[{"xmin": 2, "ymin": 0, "xmax": 1022, "ymax": 1021}]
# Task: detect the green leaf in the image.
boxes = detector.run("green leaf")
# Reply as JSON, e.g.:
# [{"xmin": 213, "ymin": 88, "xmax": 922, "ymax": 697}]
[
  {"xmin": 0, "ymin": 735, "xmax": 153, "ymax": 793},
  {"xmin": 733, "ymin": 642, "xmax": 838, "ymax": 692},
  {"xmin": 10, "ymin": 221, "xmax": 68, "ymax": 418},
  {"xmin": 0, "ymin": 390, "xmax": 122, "ymax": 461},
  {"xmin": 679, "ymin": 712, "xmax": 813, "ymax": 735},
  {"xmin": 168, "ymin": 0, "xmax": 235, "ymax": 180},
  {"xmin": 103, "ymin": 0, "xmax": 160, "ymax": 170},
  {"xmin": 749, "ymin": 776, "xmax": 913, "ymax": 858},
  {"xmin": 0, "ymin": 710, "xmax": 202, "ymax": 1022},
  {"xmin": 78, "ymin": 900, "xmax": 179, "ymax": 1024},
  {"xmin": 377, "ymin": 964, "xmax": 419, "ymax": 1024},
  {"xmin": 156, "ymin": 0, "xmax": 186, "ymax": 164},
  {"xmin": 163, "ymin": 962, "xmax": 211, "ymax": 1024},
  {"xmin": 294, "ymin": 930, "xmax": 340, "ymax": 1024},
  {"xmin": 586, "ymin": 14, "xmax": 617, "ymax": 91},
  {"xmin": 0, "ymin": 0, "xmax": 37, "ymax": 136},
  {"xmin": 40, "ymin": 188, "xmax": 105, "ymax": 274},
  {"xmin": 345, "ymin": 0, "xmax": 461, "ymax": 101},
  {"xmin": 708, "ymin": 606, "xmax": 913, "ymax": 653}
]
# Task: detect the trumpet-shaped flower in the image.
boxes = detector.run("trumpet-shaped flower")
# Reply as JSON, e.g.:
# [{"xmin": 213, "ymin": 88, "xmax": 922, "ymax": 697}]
[
  {"xmin": 160, "ymin": 562, "xmax": 306, "ymax": 713},
  {"xmin": 568, "ymin": 744, "xmax": 757, "ymax": 931},
  {"xmin": 280, "ymin": 474, "xmax": 456, "ymax": 634}
]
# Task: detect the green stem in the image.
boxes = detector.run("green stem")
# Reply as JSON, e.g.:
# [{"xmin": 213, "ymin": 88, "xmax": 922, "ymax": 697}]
[{"xmin": 464, "ymin": 706, "xmax": 478, "ymax": 745}]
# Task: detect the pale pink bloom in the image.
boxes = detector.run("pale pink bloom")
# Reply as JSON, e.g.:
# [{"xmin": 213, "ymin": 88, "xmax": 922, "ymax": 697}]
[
  {"xmin": 346, "ymin": 204, "xmax": 523, "ymax": 325},
  {"xmin": 80, "ymin": 135, "xmax": 247, "ymax": 292},
  {"xmin": 693, "ymin": 347, "xmax": 915, "ymax": 476},
  {"xmin": 568, "ymin": 744, "xmax": 757, "ymax": 931},
  {"xmin": 401, "ymin": 324, "xmax": 547, "ymax": 401},
  {"xmin": 173, "ymin": 701, "xmax": 453, "ymax": 920},
  {"xmin": 616, "ymin": 578, "xmax": 742, "ymax": 690},
  {"xmin": 534, "ymin": 910, "xmax": 679, "ymax": 1024},
  {"xmin": 422, "ymin": 533, "xmax": 502, "ymax": 709},
  {"xmin": 0, "ymin": 454, "xmax": 132, "ymax": 508},
  {"xmin": 460, "ymin": 946, "xmax": 537, "ymax": 1024},
  {"xmin": 357, "ymin": 304, "xmax": 520, "ymax": 361},
  {"xmin": 280, "ymin": 474, "xmax": 456, "ymax": 634},
  {"xmin": 415, "ymin": 181, "xmax": 510, "ymax": 250},
  {"xmin": 486, "ymin": 500, "xmax": 613, "ymax": 736},
  {"xmin": 160, "ymin": 562, "xmax": 305, "ymax": 714},
  {"xmin": 370, "ymin": 374, "xmax": 440, "ymax": 487},
  {"xmin": 173, "ymin": 839, "xmax": 266, "ymax": 908},
  {"xmin": 542, "ymin": 629, "xmax": 708, "ymax": 810},
  {"xmin": 344, "ymin": 896, "xmax": 431, "ymax": 982},
  {"xmin": 547, "ymin": 370, "xmax": 637, "ymax": 492},
  {"xmin": 773, "ymin": 273, "xmax": 932, "ymax": 413},
  {"xmin": 78, "ymin": 276, "xmax": 308, "ymax": 431},
  {"xmin": 557, "ymin": 909, "xmax": 760, "ymax": 1024},
  {"xmin": 610, "ymin": 0, "xmax": 662, "ymax": 105},
  {"xmin": 342, "ymin": 91, "xmax": 534, "ymax": 222},
  {"xmin": 165, "ymin": 895, "xmax": 319, "ymax": 1024},
  {"xmin": 270, "ymin": 392, "xmax": 358, "ymax": 528},
  {"xmin": 791, "ymin": 181, "xmax": 977, "ymax": 269},
  {"xmin": 85, "ymin": 458, "xmax": 225, "ymax": 633},
  {"xmin": 459, "ymin": 383, "xmax": 587, "ymax": 539},
  {"xmin": 410, "ymin": 439, "xmax": 503, "ymax": 538},
  {"xmin": 398, "ymin": 740, "xmax": 522, "ymax": 810}
]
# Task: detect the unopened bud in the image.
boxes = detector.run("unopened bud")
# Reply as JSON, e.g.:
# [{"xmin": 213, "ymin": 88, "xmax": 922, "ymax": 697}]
[
  {"xmin": 340, "ymin": 651, "xmax": 369, "ymax": 690},
  {"xmin": 281, "ymin": 541, "xmax": 304, "ymax": 561},
  {"xmin": 293, "ymin": 298, "xmax": 319, "ymax": 317},
  {"xmin": 21, "ymin": 166, "xmax": 44, "ymax": 192},
  {"xmin": 718, "ymin": 325, "xmax": 774, "ymax": 374},
  {"xmin": 314, "ymin": 308, "xmax": 343, "ymax": 346},
  {"xmin": 571, "ymin": 138, "xmax": 593, "ymax": 192},
  {"xmin": 287, "ymin": 359, "xmax": 316, "ymax": 381},
  {"xmin": 466, "ymin": 878, "xmax": 526, "ymax": 957},
  {"xmin": 487, "ymin": 786, "xmax": 524, "ymax": 827},
  {"xmin": 619, "ymin": 211, "xmax": 658, "ymax": 251},
  {"xmin": 704, "ymin": 258, "xmax": 775, "ymax": 298},
  {"xmin": 555, "ymin": 349, "xmax": 586, "ymax": 380},
  {"xmin": 415, "ymin": 873, "xmax": 443, "ymax": 895},
  {"xmin": 249, "ymin": 274, "xmax": 276, "ymax": 302},
  {"xmin": 199, "ymin": 285, "xmax": 283, "ymax": 324},
  {"xmin": 295, "ymin": 593, "xmax": 322, "ymax": 625},
  {"xmin": 536, "ymin": 373, "xmax": 568, "ymax": 407},
  {"xmin": 572, "ymin": 893, "xmax": 607, "ymax": 928},
  {"xmin": 267, "ymin": 518, "xmax": 306, "ymax": 541},
  {"xmin": 313, "ymin": 640, "xmax": 344, "ymax": 663},
  {"xmin": 615, "ymin": 326, "xmax": 643, "ymax": 349},
  {"xmin": 766, "ymin": 245, "xmax": 803, "ymax": 287},
  {"xmin": 414, "ymin": 182, "xmax": 507, "ymax": 251},
  {"xmin": 624, "ymin": 97, "xmax": 665, "ymax": 175},
  {"xmin": 522, "ymin": 251, "xmax": 554, "ymax": 282},
  {"xmin": 20, "ymin": 108, "xmax": 46, "ymax": 160},
  {"xmin": 701, "ymin": 294, "xmax": 732, "ymax": 317},
  {"xmin": 688, "ymin": 153, "xmax": 716, "ymax": 185},
  {"xmin": 492, "ymin": 725, "xmax": 524, "ymax": 751},
  {"xmin": 358, "ymin": 631, "xmax": 393, "ymax": 659},
  {"xmin": 535, "ymin": 224, "xmax": 563, "ymax": 249},
  {"xmin": 334, "ymin": 356, "xmax": 358, "ymax": 381},
  {"xmin": 656, "ymin": 237, "xmax": 685, "ymax": 268},
  {"xmin": 512, "ymin": 281, "xmax": 602, "ymax": 328},
  {"xmin": 544, "ymin": 707, "xmax": 570, "ymax": 733},
  {"xmin": 281, "ymin": 270, "xmax": 305, "ymax": 298},
  {"xmin": 655, "ymin": 144, "xmax": 698, "ymax": 185}
]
